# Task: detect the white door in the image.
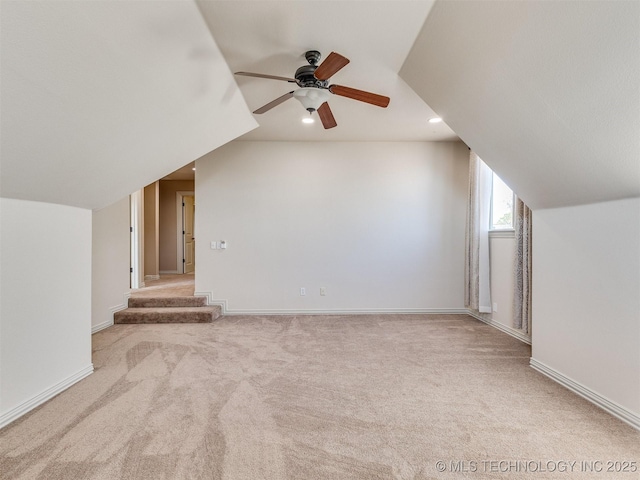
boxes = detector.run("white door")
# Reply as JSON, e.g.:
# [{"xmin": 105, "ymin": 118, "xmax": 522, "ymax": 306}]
[
  {"xmin": 130, "ymin": 190, "xmax": 144, "ymax": 288},
  {"xmin": 183, "ymin": 195, "xmax": 195, "ymax": 274}
]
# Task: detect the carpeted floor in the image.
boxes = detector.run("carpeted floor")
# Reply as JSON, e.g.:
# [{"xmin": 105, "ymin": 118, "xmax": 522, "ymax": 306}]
[
  {"xmin": 1, "ymin": 314, "xmax": 638, "ymax": 479},
  {"xmin": 132, "ymin": 274, "xmax": 195, "ymax": 298}
]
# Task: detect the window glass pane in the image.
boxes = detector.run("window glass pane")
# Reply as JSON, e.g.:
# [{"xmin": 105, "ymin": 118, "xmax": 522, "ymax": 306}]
[{"xmin": 491, "ymin": 172, "xmax": 513, "ymax": 229}]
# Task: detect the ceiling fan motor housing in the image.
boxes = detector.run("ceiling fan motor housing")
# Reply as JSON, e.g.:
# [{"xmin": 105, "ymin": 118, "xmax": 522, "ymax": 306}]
[
  {"xmin": 295, "ymin": 65, "xmax": 328, "ymax": 89},
  {"xmin": 295, "ymin": 50, "xmax": 329, "ymax": 88}
]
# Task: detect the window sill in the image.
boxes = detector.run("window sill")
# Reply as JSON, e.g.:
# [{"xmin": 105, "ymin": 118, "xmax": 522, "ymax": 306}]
[{"xmin": 489, "ymin": 229, "xmax": 515, "ymax": 238}]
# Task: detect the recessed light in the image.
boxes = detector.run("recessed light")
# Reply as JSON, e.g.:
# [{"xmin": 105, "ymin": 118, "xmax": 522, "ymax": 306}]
[
  {"xmin": 428, "ymin": 117, "xmax": 443, "ymax": 124},
  {"xmin": 302, "ymin": 117, "xmax": 314, "ymax": 124},
  {"xmin": 192, "ymin": 167, "xmax": 196, "ymax": 171}
]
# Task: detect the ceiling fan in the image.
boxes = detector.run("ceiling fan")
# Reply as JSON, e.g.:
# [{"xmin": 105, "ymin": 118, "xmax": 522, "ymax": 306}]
[{"xmin": 235, "ymin": 50, "xmax": 390, "ymax": 129}]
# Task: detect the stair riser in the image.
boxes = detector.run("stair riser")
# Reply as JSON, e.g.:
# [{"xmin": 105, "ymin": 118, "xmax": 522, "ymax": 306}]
[
  {"xmin": 128, "ymin": 297, "xmax": 207, "ymax": 308},
  {"xmin": 115, "ymin": 312, "xmax": 215, "ymax": 324},
  {"xmin": 114, "ymin": 305, "xmax": 221, "ymax": 324}
]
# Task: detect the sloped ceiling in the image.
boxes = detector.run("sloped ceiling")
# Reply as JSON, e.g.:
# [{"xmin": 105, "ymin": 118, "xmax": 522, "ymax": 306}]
[
  {"xmin": 197, "ymin": 0, "xmax": 458, "ymax": 141},
  {"xmin": 5, "ymin": 1, "xmax": 635, "ymax": 211},
  {"xmin": 0, "ymin": 0, "xmax": 257, "ymax": 210},
  {"xmin": 400, "ymin": 0, "xmax": 640, "ymax": 209}
]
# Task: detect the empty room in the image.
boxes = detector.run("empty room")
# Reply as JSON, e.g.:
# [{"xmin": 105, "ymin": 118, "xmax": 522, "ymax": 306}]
[{"xmin": 1, "ymin": 1, "xmax": 639, "ymax": 479}]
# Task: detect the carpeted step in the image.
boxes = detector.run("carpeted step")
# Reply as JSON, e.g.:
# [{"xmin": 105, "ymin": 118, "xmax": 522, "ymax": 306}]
[
  {"xmin": 128, "ymin": 296, "xmax": 207, "ymax": 308},
  {"xmin": 114, "ymin": 306, "xmax": 221, "ymax": 324}
]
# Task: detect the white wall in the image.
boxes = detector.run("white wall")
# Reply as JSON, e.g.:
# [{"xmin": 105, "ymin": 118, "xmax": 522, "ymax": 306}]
[
  {"xmin": 532, "ymin": 198, "xmax": 640, "ymax": 424},
  {"xmin": 0, "ymin": 198, "xmax": 93, "ymax": 428},
  {"xmin": 195, "ymin": 141, "xmax": 469, "ymax": 314},
  {"xmin": 92, "ymin": 197, "xmax": 130, "ymax": 333}
]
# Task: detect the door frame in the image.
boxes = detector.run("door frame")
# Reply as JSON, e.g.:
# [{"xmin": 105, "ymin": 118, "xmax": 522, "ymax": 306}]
[
  {"xmin": 175, "ymin": 191, "xmax": 194, "ymax": 274},
  {"xmin": 130, "ymin": 189, "xmax": 144, "ymax": 288}
]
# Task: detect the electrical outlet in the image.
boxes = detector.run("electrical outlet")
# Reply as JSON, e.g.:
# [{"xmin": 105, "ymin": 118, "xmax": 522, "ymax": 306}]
[
  {"xmin": 300, "ymin": 287, "xmax": 306, "ymax": 296},
  {"xmin": 320, "ymin": 287, "xmax": 326, "ymax": 296},
  {"xmin": 210, "ymin": 241, "xmax": 217, "ymax": 250}
]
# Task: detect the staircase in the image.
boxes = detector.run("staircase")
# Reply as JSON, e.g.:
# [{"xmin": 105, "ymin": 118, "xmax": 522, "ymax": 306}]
[{"xmin": 114, "ymin": 296, "xmax": 221, "ymax": 324}]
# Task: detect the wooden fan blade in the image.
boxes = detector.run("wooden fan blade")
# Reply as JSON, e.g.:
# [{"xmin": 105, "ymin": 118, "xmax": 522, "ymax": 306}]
[
  {"xmin": 235, "ymin": 72, "xmax": 296, "ymax": 83},
  {"xmin": 329, "ymin": 85, "xmax": 390, "ymax": 108},
  {"xmin": 253, "ymin": 91, "xmax": 295, "ymax": 114},
  {"xmin": 313, "ymin": 52, "xmax": 350, "ymax": 81},
  {"xmin": 317, "ymin": 102, "xmax": 337, "ymax": 129}
]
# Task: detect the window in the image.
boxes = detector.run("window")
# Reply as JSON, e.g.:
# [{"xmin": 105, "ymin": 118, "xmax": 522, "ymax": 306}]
[{"xmin": 490, "ymin": 172, "xmax": 514, "ymax": 230}]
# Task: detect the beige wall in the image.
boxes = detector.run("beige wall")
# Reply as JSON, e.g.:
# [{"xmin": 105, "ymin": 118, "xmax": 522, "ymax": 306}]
[
  {"xmin": 159, "ymin": 180, "xmax": 194, "ymax": 272},
  {"xmin": 1, "ymin": 198, "xmax": 93, "ymax": 427},
  {"xmin": 92, "ymin": 196, "xmax": 131, "ymax": 332},
  {"xmin": 143, "ymin": 182, "xmax": 159, "ymax": 278},
  {"xmin": 195, "ymin": 140, "xmax": 469, "ymax": 313},
  {"xmin": 532, "ymin": 198, "xmax": 640, "ymax": 423}
]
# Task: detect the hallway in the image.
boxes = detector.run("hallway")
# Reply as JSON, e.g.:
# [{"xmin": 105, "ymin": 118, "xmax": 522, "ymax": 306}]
[{"xmin": 131, "ymin": 274, "xmax": 194, "ymax": 298}]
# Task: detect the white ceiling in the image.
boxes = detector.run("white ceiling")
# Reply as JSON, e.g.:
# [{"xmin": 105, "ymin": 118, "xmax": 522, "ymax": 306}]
[
  {"xmin": 197, "ymin": 0, "xmax": 458, "ymax": 141},
  {"xmin": 4, "ymin": 0, "xmax": 636, "ymax": 212},
  {"xmin": 1, "ymin": 0, "xmax": 256, "ymax": 210},
  {"xmin": 401, "ymin": 0, "xmax": 640, "ymax": 209}
]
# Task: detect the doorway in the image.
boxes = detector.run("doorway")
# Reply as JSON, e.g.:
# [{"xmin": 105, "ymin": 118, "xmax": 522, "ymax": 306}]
[
  {"xmin": 182, "ymin": 194, "xmax": 195, "ymax": 274},
  {"xmin": 175, "ymin": 191, "xmax": 195, "ymax": 274}
]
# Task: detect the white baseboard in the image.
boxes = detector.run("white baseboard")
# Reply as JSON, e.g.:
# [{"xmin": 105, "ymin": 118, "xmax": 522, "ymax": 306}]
[
  {"xmin": 92, "ymin": 292, "xmax": 130, "ymax": 334},
  {"xmin": 530, "ymin": 358, "xmax": 640, "ymax": 431},
  {"xmin": 194, "ymin": 291, "xmax": 215, "ymax": 306},
  {"xmin": 159, "ymin": 270, "xmax": 180, "ymax": 274},
  {"xmin": 144, "ymin": 274, "xmax": 160, "ymax": 281},
  {"xmin": 194, "ymin": 295, "xmax": 469, "ymax": 316},
  {"xmin": 466, "ymin": 310, "xmax": 532, "ymax": 345},
  {"xmin": 220, "ymin": 308, "xmax": 470, "ymax": 316},
  {"xmin": 91, "ymin": 319, "xmax": 113, "ymax": 334},
  {"xmin": 0, "ymin": 364, "xmax": 94, "ymax": 429}
]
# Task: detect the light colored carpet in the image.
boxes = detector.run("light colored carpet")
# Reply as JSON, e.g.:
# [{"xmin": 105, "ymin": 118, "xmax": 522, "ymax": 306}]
[
  {"xmin": 132, "ymin": 274, "xmax": 195, "ymax": 298},
  {"xmin": 1, "ymin": 314, "xmax": 638, "ymax": 479}
]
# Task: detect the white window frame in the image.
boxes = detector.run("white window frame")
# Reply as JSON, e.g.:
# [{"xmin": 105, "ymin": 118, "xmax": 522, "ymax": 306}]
[{"xmin": 489, "ymin": 171, "xmax": 515, "ymax": 234}]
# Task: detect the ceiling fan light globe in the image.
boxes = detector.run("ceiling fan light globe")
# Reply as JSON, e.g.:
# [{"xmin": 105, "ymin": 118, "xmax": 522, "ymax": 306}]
[{"xmin": 293, "ymin": 88, "xmax": 330, "ymax": 112}]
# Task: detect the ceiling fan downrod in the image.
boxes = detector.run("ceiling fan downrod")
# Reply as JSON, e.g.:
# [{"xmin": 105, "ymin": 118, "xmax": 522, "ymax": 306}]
[{"xmin": 305, "ymin": 50, "xmax": 321, "ymax": 66}]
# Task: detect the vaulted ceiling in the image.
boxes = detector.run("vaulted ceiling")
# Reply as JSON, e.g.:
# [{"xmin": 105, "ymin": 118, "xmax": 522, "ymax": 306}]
[
  {"xmin": 1, "ymin": 0, "xmax": 256, "ymax": 210},
  {"xmin": 196, "ymin": 0, "xmax": 457, "ymax": 141},
  {"xmin": 400, "ymin": 0, "xmax": 640, "ymax": 209},
  {"xmin": 1, "ymin": 1, "xmax": 638, "ymax": 212}
]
